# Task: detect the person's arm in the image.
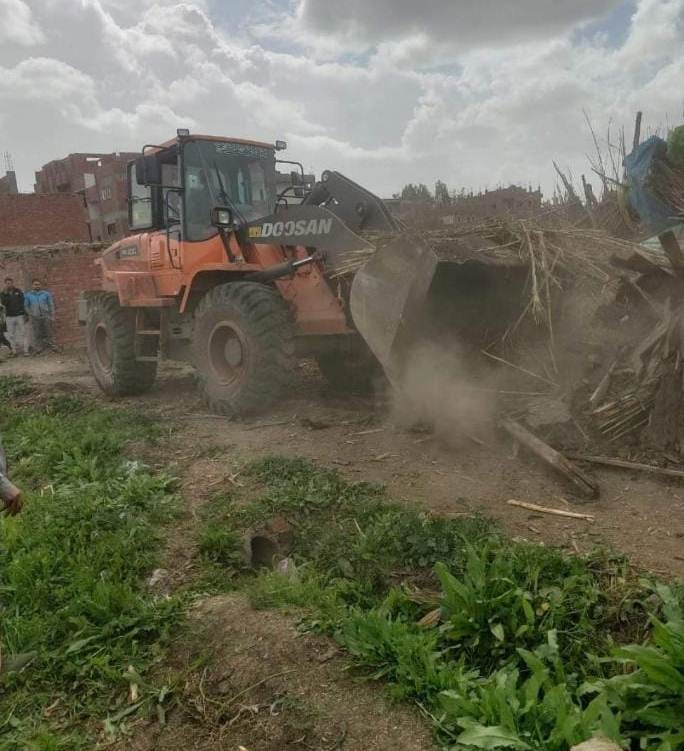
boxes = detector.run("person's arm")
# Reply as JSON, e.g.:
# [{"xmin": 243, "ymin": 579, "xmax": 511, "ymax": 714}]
[{"xmin": 0, "ymin": 441, "xmax": 22, "ymax": 515}]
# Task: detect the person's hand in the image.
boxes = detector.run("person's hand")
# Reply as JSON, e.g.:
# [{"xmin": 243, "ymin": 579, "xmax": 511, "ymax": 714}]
[{"xmin": 2, "ymin": 491, "xmax": 22, "ymax": 515}]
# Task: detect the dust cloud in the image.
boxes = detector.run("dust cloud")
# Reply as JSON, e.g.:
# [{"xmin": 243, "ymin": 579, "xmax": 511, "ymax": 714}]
[{"xmin": 391, "ymin": 341, "xmax": 500, "ymax": 446}]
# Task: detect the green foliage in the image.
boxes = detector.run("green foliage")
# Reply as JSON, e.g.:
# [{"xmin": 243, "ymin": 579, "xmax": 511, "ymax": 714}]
[
  {"xmin": 198, "ymin": 526, "xmax": 244, "ymax": 567},
  {"xmin": 440, "ymin": 632, "xmax": 622, "ymax": 750},
  {"xmin": 0, "ymin": 376, "xmax": 33, "ymax": 401},
  {"xmin": 204, "ymin": 455, "xmax": 684, "ymax": 751},
  {"xmin": 400, "ymin": 182, "xmax": 433, "ymax": 201},
  {"xmin": 600, "ymin": 585, "xmax": 684, "ymax": 750},
  {"xmin": 667, "ymin": 125, "xmax": 684, "ymax": 166},
  {"xmin": 435, "ymin": 541, "xmax": 607, "ymax": 672},
  {"xmin": 0, "ymin": 380, "xmax": 179, "ymax": 748}
]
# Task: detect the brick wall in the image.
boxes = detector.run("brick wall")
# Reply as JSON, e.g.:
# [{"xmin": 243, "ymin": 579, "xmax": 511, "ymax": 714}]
[
  {"xmin": 0, "ymin": 194, "xmax": 90, "ymax": 247},
  {"xmin": 0, "ymin": 243, "xmax": 105, "ymax": 347}
]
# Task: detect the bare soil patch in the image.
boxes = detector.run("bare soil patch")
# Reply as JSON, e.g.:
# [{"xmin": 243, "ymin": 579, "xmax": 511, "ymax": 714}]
[
  {"xmin": 114, "ymin": 594, "xmax": 435, "ymax": 751},
  {"xmin": 4, "ymin": 352, "xmax": 683, "ymax": 579}
]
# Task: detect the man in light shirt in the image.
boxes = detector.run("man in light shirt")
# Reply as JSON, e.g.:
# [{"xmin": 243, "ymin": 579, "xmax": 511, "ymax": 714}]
[{"xmin": 24, "ymin": 278, "xmax": 57, "ymax": 354}]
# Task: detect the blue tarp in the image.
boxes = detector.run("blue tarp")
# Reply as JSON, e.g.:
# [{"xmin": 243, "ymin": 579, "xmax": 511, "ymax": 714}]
[{"xmin": 624, "ymin": 135, "xmax": 678, "ymax": 234}]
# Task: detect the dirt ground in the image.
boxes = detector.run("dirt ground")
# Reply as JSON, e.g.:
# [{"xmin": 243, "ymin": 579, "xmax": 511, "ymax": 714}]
[
  {"xmin": 4, "ymin": 351, "xmax": 682, "ymax": 579},
  {"xmin": 115, "ymin": 593, "xmax": 435, "ymax": 751},
  {"xmin": 4, "ymin": 350, "xmax": 684, "ymax": 749}
]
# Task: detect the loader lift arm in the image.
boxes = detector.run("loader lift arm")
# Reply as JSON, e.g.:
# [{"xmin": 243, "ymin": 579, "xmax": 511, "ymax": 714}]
[{"xmin": 303, "ymin": 170, "xmax": 400, "ymax": 234}]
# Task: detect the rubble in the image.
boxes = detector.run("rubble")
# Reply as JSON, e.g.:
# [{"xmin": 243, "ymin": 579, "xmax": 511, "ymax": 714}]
[{"xmin": 362, "ymin": 116, "xmax": 684, "ymax": 500}]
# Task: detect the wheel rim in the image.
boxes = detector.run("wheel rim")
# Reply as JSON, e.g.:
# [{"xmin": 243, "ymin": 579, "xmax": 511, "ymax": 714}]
[
  {"xmin": 208, "ymin": 322, "xmax": 249, "ymax": 385},
  {"xmin": 94, "ymin": 323, "xmax": 113, "ymax": 372}
]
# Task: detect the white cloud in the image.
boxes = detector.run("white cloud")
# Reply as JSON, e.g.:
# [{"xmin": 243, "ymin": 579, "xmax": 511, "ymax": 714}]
[
  {"xmin": 290, "ymin": 0, "xmax": 623, "ymax": 52},
  {"xmin": 0, "ymin": 0, "xmax": 681, "ymax": 200},
  {"xmin": 0, "ymin": 0, "xmax": 45, "ymax": 45}
]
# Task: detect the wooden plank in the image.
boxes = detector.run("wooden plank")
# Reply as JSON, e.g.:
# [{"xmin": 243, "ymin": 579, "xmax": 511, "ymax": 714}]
[
  {"xmin": 567, "ymin": 453, "xmax": 684, "ymax": 480},
  {"xmin": 500, "ymin": 419, "xmax": 599, "ymax": 499},
  {"xmin": 632, "ymin": 111, "xmax": 643, "ymax": 151}
]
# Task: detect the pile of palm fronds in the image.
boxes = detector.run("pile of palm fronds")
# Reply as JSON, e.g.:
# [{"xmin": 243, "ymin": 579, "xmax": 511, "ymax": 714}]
[
  {"xmin": 329, "ymin": 217, "xmax": 653, "ymax": 378},
  {"xmin": 333, "ymin": 217, "xmax": 641, "ymax": 280},
  {"xmin": 587, "ymin": 299, "xmax": 684, "ymax": 450},
  {"xmin": 334, "ymin": 216, "xmax": 641, "ymax": 308}
]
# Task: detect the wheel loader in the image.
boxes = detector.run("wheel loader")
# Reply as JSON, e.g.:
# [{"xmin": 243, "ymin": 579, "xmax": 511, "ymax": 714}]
[
  {"xmin": 80, "ymin": 130, "xmax": 527, "ymax": 414},
  {"xmin": 79, "ymin": 130, "xmax": 420, "ymax": 413}
]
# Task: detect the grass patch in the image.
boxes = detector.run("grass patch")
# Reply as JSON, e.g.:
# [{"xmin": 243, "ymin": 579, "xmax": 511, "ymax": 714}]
[
  {"xmin": 199, "ymin": 455, "xmax": 684, "ymax": 751},
  {"xmin": 0, "ymin": 379, "xmax": 180, "ymax": 749}
]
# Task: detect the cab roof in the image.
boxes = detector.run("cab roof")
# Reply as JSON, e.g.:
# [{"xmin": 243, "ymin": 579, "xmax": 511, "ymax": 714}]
[{"xmin": 158, "ymin": 134, "xmax": 275, "ymax": 150}]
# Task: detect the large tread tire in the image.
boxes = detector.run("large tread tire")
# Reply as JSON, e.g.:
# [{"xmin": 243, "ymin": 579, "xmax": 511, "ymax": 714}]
[
  {"xmin": 85, "ymin": 292, "xmax": 157, "ymax": 396},
  {"xmin": 192, "ymin": 282, "xmax": 295, "ymax": 416}
]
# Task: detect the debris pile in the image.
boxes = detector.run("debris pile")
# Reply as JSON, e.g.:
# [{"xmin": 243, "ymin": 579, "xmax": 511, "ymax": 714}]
[
  {"xmin": 354, "ymin": 117, "xmax": 684, "ymax": 501},
  {"xmin": 587, "ymin": 298, "xmax": 682, "ymax": 452},
  {"xmin": 506, "ymin": 120, "xmax": 684, "ymax": 495}
]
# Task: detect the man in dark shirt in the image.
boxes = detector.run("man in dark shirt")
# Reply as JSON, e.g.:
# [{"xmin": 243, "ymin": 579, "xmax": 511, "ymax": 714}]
[{"xmin": 0, "ymin": 277, "xmax": 27, "ymax": 356}]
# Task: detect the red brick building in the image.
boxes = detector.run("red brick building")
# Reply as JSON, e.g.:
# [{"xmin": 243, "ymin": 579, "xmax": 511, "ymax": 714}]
[
  {"xmin": 0, "ymin": 170, "xmax": 18, "ymax": 195},
  {"xmin": 0, "ymin": 194, "xmax": 90, "ymax": 247},
  {"xmin": 442, "ymin": 185, "xmax": 543, "ymax": 225},
  {"xmin": 35, "ymin": 151, "xmax": 138, "ymax": 242}
]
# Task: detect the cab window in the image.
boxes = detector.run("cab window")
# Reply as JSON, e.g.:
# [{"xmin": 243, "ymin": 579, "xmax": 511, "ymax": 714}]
[
  {"xmin": 128, "ymin": 163, "xmax": 153, "ymax": 230},
  {"xmin": 183, "ymin": 140, "xmax": 277, "ymax": 242}
]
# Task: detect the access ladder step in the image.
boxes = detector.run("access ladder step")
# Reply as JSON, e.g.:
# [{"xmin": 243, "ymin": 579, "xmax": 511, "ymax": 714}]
[
  {"xmin": 136, "ymin": 356, "xmax": 159, "ymax": 362},
  {"xmin": 137, "ymin": 329, "xmax": 161, "ymax": 335}
]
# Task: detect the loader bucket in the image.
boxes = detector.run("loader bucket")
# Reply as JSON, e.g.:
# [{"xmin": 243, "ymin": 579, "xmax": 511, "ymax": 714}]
[
  {"xmin": 349, "ymin": 234, "xmax": 531, "ymax": 383},
  {"xmin": 349, "ymin": 235, "xmax": 438, "ymax": 382}
]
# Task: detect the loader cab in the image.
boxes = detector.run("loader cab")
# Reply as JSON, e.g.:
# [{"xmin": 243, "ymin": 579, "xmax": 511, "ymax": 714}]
[{"xmin": 128, "ymin": 134, "xmax": 279, "ymax": 242}]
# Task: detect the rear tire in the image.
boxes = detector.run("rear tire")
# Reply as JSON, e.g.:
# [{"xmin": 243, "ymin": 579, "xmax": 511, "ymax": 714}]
[
  {"xmin": 192, "ymin": 282, "xmax": 295, "ymax": 416},
  {"xmin": 85, "ymin": 293, "xmax": 157, "ymax": 396}
]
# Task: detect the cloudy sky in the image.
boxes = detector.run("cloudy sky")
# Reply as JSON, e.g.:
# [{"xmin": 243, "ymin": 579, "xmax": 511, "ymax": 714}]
[{"xmin": 0, "ymin": 0, "xmax": 682, "ymax": 197}]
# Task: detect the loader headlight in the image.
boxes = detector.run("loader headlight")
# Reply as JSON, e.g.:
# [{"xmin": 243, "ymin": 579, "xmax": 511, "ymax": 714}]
[{"xmin": 211, "ymin": 206, "xmax": 234, "ymax": 228}]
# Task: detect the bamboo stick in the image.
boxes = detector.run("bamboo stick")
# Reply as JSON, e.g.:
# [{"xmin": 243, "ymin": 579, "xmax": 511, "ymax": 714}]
[{"xmin": 507, "ymin": 499, "xmax": 595, "ymax": 521}]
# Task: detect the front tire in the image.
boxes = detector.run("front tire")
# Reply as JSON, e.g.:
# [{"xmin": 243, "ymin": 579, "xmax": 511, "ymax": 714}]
[
  {"xmin": 85, "ymin": 293, "xmax": 157, "ymax": 396},
  {"xmin": 192, "ymin": 282, "xmax": 295, "ymax": 416}
]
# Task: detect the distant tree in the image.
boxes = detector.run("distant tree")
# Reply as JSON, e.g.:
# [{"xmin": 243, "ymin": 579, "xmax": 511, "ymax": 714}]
[
  {"xmin": 400, "ymin": 183, "xmax": 432, "ymax": 201},
  {"xmin": 434, "ymin": 180, "xmax": 450, "ymax": 205}
]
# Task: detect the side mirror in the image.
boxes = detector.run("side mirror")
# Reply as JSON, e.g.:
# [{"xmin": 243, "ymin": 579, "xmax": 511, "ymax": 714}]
[
  {"xmin": 135, "ymin": 154, "xmax": 162, "ymax": 186},
  {"xmin": 211, "ymin": 206, "xmax": 233, "ymax": 228}
]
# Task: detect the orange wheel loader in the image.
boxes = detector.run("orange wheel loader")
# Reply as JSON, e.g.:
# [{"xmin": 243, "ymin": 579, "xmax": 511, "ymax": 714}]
[{"xmin": 79, "ymin": 130, "xmax": 440, "ymax": 415}]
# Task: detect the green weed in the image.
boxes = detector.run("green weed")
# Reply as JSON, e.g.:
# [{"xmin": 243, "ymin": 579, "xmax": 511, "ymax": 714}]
[
  {"xmin": 200, "ymin": 455, "xmax": 684, "ymax": 751},
  {"xmin": 0, "ymin": 378, "xmax": 180, "ymax": 748},
  {"xmin": 0, "ymin": 376, "xmax": 33, "ymax": 401}
]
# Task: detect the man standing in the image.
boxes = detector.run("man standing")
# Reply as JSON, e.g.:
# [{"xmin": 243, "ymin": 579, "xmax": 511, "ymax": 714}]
[
  {"xmin": 0, "ymin": 435, "xmax": 22, "ymax": 515},
  {"xmin": 0, "ymin": 277, "xmax": 27, "ymax": 356},
  {"xmin": 25, "ymin": 278, "xmax": 57, "ymax": 354},
  {"xmin": 0, "ymin": 303, "xmax": 13, "ymax": 352}
]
